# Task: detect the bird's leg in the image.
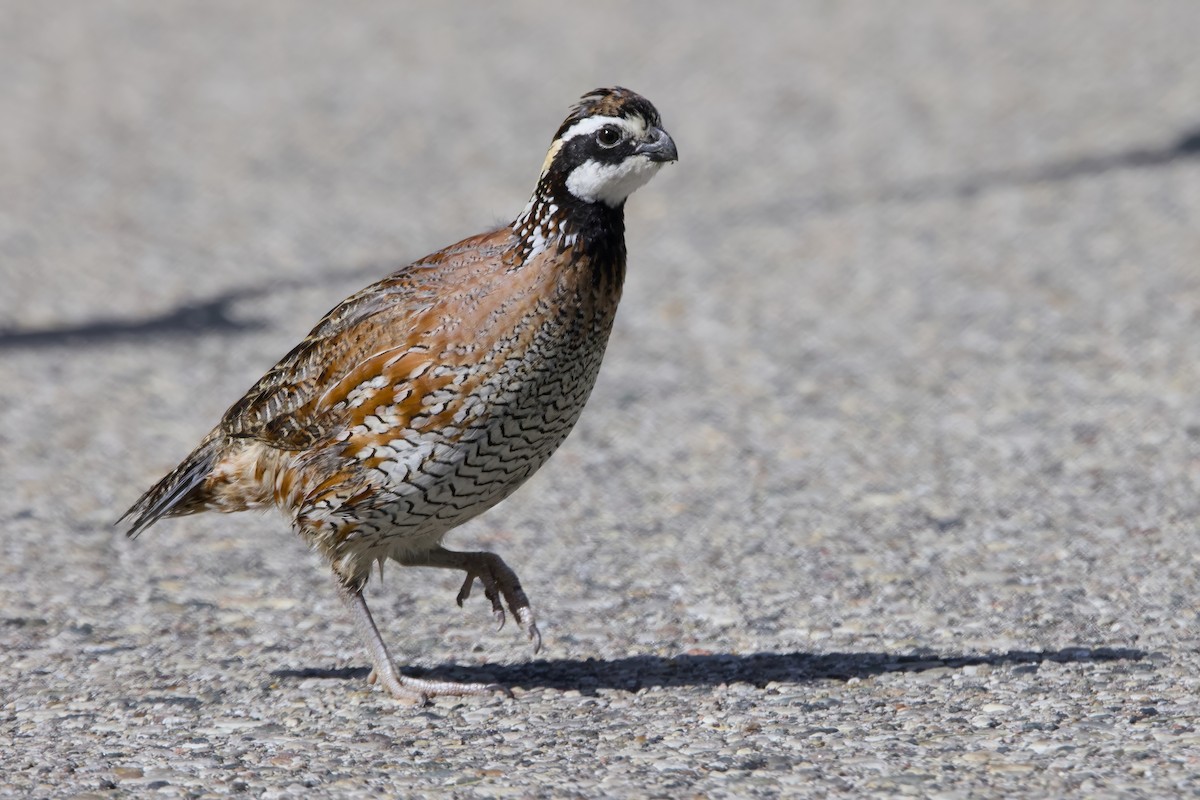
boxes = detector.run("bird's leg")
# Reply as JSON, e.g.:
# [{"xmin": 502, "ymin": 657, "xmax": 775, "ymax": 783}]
[
  {"xmin": 399, "ymin": 547, "xmax": 542, "ymax": 653},
  {"xmin": 333, "ymin": 577, "xmax": 508, "ymax": 702}
]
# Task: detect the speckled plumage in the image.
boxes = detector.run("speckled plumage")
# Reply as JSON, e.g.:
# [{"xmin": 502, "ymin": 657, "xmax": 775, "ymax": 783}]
[{"xmin": 120, "ymin": 87, "xmax": 677, "ymax": 702}]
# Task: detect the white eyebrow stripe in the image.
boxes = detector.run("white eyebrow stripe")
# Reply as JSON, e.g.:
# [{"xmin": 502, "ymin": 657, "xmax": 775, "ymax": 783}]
[{"xmin": 559, "ymin": 114, "xmax": 648, "ymax": 142}]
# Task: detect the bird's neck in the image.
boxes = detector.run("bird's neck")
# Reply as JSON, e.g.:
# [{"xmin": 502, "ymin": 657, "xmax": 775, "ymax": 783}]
[{"xmin": 511, "ymin": 186, "xmax": 627, "ymax": 287}]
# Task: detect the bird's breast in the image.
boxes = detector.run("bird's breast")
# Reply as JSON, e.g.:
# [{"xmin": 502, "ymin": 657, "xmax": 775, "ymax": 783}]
[{"xmin": 295, "ymin": 253, "xmax": 623, "ymax": 555}]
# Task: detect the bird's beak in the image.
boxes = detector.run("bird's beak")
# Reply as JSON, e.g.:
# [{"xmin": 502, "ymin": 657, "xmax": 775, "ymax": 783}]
[{"xmin": 634, "ymin": 127, "xmax": 678, "ymax": 163}]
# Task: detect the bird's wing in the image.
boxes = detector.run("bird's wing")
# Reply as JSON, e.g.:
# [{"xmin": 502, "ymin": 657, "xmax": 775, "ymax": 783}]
[
  {"xmin": 119, "ymin": 265, "xmax": 448, "ymax": 534},
  {"xmin": 218, "ymin": 273, "xmax": 435, "ymax": 448},
  {"xmin": 220, "ymin": 230, "xmax": 508, "ymax": 450}
]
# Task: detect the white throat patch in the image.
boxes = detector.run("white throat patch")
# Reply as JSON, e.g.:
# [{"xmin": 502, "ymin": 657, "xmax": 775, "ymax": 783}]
[{"xmin": 565, "ymin": 156, "xmax": 664, "ymax": 207}]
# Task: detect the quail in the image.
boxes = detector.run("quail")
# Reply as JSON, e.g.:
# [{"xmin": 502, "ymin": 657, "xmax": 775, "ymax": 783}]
[{"xmin": 120, "ymin": 87, "xmax": 678, "ymax": 701}]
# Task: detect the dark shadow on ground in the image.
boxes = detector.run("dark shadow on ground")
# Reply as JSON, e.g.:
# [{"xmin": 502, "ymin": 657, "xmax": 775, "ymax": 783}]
[
  {"xmin": 799, "ymin": 124, "xmax": 1200, "ymax": 215},
  {"xmin": 272, "ymin": 646, "xmax": 1146, "ymax": 694},
  {"xmin": 0, "ymin": 263, "xmax": 384, "ymax": 351},
  {"xmin": 0, "ymin": 290, "xmax": 267, "ymax": 349}
]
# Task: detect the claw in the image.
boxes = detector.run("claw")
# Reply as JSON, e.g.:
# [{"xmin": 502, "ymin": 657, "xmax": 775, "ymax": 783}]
[
  {"xmin": 516, "ymin": 607, "xmax": 542, "ymax": 654},
  {"xmin": 456, "ymin": 574, "xmax": 475, "ymax": 607},
  {"xmin": 428, "ymin": 550, "xmax": 541, "ymax": 653}
]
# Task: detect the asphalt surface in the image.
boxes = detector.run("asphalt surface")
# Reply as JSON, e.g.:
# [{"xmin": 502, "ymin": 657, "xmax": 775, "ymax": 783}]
[{"xmin": 3, "ymin": 2, "xmax": 1199, "ymax": 797}]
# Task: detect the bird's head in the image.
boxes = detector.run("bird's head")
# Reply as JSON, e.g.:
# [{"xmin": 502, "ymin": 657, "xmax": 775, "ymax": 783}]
[{"xmin": 537, "ymin": 87, "xmax": 678, "ymax": 209}]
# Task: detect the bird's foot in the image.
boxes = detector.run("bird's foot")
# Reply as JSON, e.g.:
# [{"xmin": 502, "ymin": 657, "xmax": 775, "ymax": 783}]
[
  {"xmin": 366, "ymin": 667, "xmax": 511, "ymax": 704},
  {"xmin": 455, "ymin": 552, "xmax": 542, "ymax": 653},
  {"xmin": 335, "ymin": 579, "xmax": 512, "ymax": 703}
]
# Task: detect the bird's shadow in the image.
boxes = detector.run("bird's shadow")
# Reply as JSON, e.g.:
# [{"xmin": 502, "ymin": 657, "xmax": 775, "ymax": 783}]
[{"xmin": 272, "ymin": 646, "xmax": 1146, "ymax": 695}]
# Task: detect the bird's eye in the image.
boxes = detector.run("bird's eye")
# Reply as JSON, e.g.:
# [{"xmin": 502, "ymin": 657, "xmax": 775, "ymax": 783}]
[{"xmin": 596, "ymin": 125, "xmax": 623, "ymax": 147}]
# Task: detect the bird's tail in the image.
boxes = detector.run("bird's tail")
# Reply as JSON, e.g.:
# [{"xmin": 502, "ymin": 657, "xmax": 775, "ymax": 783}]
[{"xmin": 118, "ymin": 438, "xmax": 221, "ymax": 538}]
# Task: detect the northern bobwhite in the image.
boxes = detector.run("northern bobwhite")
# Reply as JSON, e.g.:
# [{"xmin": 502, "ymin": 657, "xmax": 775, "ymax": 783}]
[{"xmin": 120, "ymin": 87, "xmax": 677, "ymax": 702}]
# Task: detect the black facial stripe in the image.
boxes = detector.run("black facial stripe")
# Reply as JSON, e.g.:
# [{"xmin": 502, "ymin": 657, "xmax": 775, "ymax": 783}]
[{"xmin": 557, "ymin": 133, "xmax": 639, "ymax": 169}]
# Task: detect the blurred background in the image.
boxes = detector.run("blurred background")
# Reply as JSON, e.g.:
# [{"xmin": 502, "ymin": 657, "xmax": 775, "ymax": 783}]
[{"xmin": 2, "ymin": 1, "xmax": 1198, "ymax": 794}]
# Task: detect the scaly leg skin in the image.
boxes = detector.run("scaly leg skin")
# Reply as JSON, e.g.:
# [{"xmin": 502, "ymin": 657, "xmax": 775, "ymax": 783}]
[
  {"xmin": 334, "ymin": 577, "xmax": 508, "ymax": 703},
  {"xmin": 400, "ymin": 546, "xmax": 542, "ymax": 653}
]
